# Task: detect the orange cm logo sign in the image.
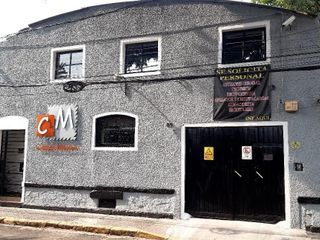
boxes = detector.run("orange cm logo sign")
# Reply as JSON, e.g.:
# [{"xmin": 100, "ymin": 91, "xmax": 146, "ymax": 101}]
[{"xmin": 36, "ymin": 115, "xmax": 55, "ymax": 137}]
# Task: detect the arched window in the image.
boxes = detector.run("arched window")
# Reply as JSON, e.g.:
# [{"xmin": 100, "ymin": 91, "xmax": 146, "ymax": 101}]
[{"xmin": 92, "ymin": 113, "xmax": 138, "ymax": 151}]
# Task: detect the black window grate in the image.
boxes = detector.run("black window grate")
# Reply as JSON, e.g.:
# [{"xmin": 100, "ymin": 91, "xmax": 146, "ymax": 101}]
[
  {"xmin": 222, "ymin": 28, "xmax": 266, "ymax": 64},
  {"xmin": 125, "ymin": 41, "xmax": 159, "ymax": 74},
  {"xmin": 95, "ymin": 115, "xmax": 135, "ymax": 148}
]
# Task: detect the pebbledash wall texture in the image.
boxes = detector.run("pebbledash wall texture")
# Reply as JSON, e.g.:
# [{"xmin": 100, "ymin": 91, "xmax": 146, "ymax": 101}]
[{"xmin": 0, "ymin": 0, "xmax": 320, "ymax": 230}]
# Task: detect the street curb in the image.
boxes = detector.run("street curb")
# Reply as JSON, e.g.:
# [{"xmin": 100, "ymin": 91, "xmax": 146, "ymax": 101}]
[{"xmin": 0, "ymin": 216, "xmax": 168, "ymax": 240}]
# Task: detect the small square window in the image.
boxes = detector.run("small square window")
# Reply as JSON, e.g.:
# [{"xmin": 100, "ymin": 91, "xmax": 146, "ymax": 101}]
[
  {"xmin": 120, "ymin": 37, "xmax": 161, "ymax": 77},
  {"xmin": 51, "ymin": 45, "xmax": 85, "ymax": 82},
  {"xmin": 222, "ymin": 27, "xmax": 266, "ymax": 64},
  {"xmin": 55, "ymin": 50, "xmax": 83, "ymax": 79},
  {"xmin": 125, "ymin": 41, "xmax": 159, "ymax": 74}
]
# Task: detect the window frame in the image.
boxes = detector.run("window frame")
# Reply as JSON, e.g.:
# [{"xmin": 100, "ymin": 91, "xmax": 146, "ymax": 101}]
[
  {"xmin": 119, "ymin": 36, "xmax": 162, "ymax": 78},
  {"xmin": 50, "ymin": 45, "xmax": 86, "ymax": 83},
  {"xmin": 91, "ymin": 112, "xmax": 138, "ymax": 151},
  {"xmin": 218, "ymin": 21, "xmax": 271, "ymax": 68}
]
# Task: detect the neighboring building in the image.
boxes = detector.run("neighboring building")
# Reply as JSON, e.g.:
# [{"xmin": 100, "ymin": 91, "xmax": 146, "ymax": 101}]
[{"xmin": 0, "ymin": 0, "xmax": 320, "ymax": 231}]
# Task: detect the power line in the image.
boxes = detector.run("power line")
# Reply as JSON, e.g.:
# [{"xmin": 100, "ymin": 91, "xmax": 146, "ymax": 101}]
[
  {"xmin": 1, "ymin": 50, "xmax": 320, "ymax": 89},
  {"xmin": 1, "ymin": 15, "xmax": 320, "ymax": 88},
  {"xmin": 84, "ymin": 64, "xmax": 320, "ymax": 85},
  {"xmin": 1, "ymin": 64, "xmax": 320, "ymax": 91},
  {"xmin": 0, "ymin": 48, "xmax": 319, "ymax": 91},
  {"xmin": 1, "ymin": 31, "xmax": 320, "ymax": 74}
]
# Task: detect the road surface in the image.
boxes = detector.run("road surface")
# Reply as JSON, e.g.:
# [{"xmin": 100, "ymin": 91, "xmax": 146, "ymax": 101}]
[{"xmin": 0, "ymin": 224, "xmax": 142, "ymax": 240}]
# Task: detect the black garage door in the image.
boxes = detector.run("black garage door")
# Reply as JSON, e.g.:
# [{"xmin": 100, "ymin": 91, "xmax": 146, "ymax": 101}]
[{"xmin": 185, "ymin": 126, "xmax": 285, "ymax": 223}]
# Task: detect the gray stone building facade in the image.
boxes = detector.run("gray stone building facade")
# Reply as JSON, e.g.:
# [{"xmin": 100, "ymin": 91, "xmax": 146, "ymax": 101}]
[{"xmin": 0, "ymin": 0, "xmax": 319, "ymax": 231}]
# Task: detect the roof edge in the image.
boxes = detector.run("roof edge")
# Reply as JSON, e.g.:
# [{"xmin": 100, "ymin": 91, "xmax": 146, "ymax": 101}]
[{"xmin": 28, "ymin": 0, "xmax": 317, "ymax": 30}]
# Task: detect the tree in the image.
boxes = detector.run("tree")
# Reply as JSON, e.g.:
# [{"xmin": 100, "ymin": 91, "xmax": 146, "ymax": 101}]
[{"xmin": 253, "ymin": 0, "xmax": 320, "ymax": 14}]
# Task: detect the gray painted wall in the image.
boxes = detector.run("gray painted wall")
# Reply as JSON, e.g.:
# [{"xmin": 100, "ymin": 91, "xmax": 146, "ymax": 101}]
[{"xmin": 0, "ymin": 0, "xmax": 319, "ymax": 229}]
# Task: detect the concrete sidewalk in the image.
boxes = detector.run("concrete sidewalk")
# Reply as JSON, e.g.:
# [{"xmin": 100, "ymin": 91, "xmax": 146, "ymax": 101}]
[{"xmin": 0, "ymin": 207, "xmax": 319, "ymax": 240}]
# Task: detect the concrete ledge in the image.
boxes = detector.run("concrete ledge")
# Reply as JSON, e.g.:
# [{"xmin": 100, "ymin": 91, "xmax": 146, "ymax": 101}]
[
  {"xmin": 0, "ymin": 216, "xmax": 167, "ymax": 240},
  {"xmin": 22, "ymin": 204, "xmax": 174, "ymax": 219},
  {"xmin": 25, "ymin": 183, "xmax": 175, "ymax": 194},
  {"xmin": 306, "ymin": 225, "xmax": 320, "ymax": 233},
  {"xmin": 298, "ymin": 197, "xmax": 320, "ymax": 204}
]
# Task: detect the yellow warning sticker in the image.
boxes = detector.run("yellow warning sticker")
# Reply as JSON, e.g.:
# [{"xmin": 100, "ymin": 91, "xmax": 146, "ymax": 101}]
[{"xmin": 204, "ymin": 147, "xmax": 214, "ymax": 161}]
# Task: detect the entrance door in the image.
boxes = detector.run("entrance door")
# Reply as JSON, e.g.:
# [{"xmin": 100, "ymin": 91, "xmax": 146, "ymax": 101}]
[
  {"xmin": 185, "ymin": 126, "xmax": 285, "ymax": 223},
  {"xmin": 0, "ymin": 130, "xmax": 25, "ymax": 198}
]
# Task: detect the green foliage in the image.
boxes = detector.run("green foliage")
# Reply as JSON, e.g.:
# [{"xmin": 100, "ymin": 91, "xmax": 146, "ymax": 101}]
[{"xmin": 253, "ymin": 0, "xmax": 320, "ymax": 14}]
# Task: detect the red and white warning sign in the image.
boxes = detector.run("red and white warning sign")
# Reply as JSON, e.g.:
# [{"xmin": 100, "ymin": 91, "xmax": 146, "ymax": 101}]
[{"xmin": 242, "ymin": 146, "xmax": 252, "ymax": 160}]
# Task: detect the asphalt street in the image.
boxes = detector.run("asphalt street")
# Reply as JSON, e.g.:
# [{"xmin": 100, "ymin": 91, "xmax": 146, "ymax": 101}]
[{"xmin": 0, "ymin": 224, "xmax": 142, "ymax": 240}]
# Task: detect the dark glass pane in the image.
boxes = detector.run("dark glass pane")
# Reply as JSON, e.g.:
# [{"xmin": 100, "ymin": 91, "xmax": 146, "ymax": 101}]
[
  {"xmin": 102, "ymin": 128, "xmax": 135, "ymax": 146},
  {"xmin": 224, "ymin": 32, "xmax": 243, "ymax": 41},
  {"xmin": 70, "ymin": 65, "xmax": 83, "ymax": 78},
  {"xmin": 142, "ymin": 42, "xmax": 158, "ymax": 71},
  {"xmin": 71, "ymin": 51, "xmax": 83, "ymax": 64},
  {"xmin": 95, "ymin": 115, "xmax": 135, "ymax": 147},
  {"xmin": 222, "ymin": 27, "xmax": 266, "ymax": 64},
  {"xmin": 125, "ymin": 55, "xmax": 142, "ymax": 73},
  {"xmin": 245, "ymin": 29, "xmax": 265, "ymax": 39},
  {"xmin": 55, "ymin": 50, "xmax": 83, "ymax": 79},
  {"xmin": 244, "ymin": 43, "xmax": 265, "ymax": 62},
  {"xmin": 125, "ymin": 43, "xmax": 142, "ymax": 73},
  {"xmin": 223, "ymin": 51, "xmax": 243, "ymax": 64},
  {"xmin": 118, "ymin": 129, "xmax": 135, "ymax": 145},
  {"xmin": 58, "ymin": 53, "xmax": 70, "ymax": 66},
  {"xmin": 56, "ymin": 64, "xmax": 70, "ymax": 79},
  {"xmin": 103, "ymin": 129, "xmax": 119, "ymax": 145},
  {"xmin": 142, "ymin": 42, "xmax": 158, "ymax": 51},
  {"xmin": 126, "ymin": 44, "xmax": 142, "ymax": 55}
]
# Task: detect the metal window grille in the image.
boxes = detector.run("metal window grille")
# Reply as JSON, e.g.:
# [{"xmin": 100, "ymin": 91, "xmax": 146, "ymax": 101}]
[
  {"xmin": 222, "ymin": 27, "xmax": 266, "ymax": 64},
  {"xmin": 125, "ymin": 41, "xmax": 159, "ymax": 74},
  {"xmin": 95, "ymin": 115, "xmax": 135, "ymax": 148}
]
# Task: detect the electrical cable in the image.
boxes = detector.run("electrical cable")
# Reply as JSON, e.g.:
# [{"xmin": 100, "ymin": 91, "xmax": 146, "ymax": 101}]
[
  {"xmin": 0, "ymin": 8, "xmax": 319, "ymax": 89},
  {"xmin": 1, "ymin": 46, "xmax": 320, "ymax": 88},
  {"xmin": 2, "ymin": 40, "xmax": 320, "ymax": 88},
  {"xmin": 1, "ymin": 63, "xmax": 320, "ymax": 91}
]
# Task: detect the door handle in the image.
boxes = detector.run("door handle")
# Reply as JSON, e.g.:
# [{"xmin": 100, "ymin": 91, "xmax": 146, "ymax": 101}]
[
  {"xmin": 234, "ymin": 170, "xmax": 242, "ymax": 178},
  {"xmin": 255, "ymin": 171, "xmax": 264, "ymax": 179}
]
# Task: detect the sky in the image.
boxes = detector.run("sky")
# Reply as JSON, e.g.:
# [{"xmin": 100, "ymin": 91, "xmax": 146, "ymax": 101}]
[{"xmin": 0, "ymin": 0, "xmax": 251, "ymax": 38}]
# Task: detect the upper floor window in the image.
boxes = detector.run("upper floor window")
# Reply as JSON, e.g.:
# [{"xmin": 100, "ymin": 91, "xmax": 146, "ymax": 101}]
[
  {"xmin": 125, "ymin": 41, "xmax": 159, "ymax": 74},
  {"xmin": 55, "ymin": 50, "xmax": 83, "ymax": 79},
  {"xmin": 50, "ymin": 45, "xmax": 85, "ymax": 82},
  {"xmin": 92, "ymin": 113, "xmax": 138, "ymax": 151},
  {"xmin": 222, "ymin": 27, "xmax": 266, "ymax": 64},
  {"xmin": 120, "ymin": 37, "xmax": 161, "ymax": 77},
  {"xmin": 218, "ymin": 21, "xmax": 270, "ymax": 67}
]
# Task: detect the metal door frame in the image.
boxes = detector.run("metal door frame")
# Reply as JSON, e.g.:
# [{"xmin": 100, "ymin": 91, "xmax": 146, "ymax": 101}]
[{"xmin": 181, "ymin": 121, "xmax": 290, "ymax": 226}]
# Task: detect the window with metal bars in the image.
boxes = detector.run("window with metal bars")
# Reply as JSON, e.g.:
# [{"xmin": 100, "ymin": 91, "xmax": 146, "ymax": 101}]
[
  {"xmin": 95, "ymin": 115, "xmax": 136, "ymax": 148},
  {"xmin": 222, "ymin": 27, "xmax": 266, "ymax": 64},
  {"xmin": 125, "ymin": 41, "xmax": 159, "ymax": 74},
  {"xmin": 55, "ymin": 50, "xmax": 83, "ymax": 79}
]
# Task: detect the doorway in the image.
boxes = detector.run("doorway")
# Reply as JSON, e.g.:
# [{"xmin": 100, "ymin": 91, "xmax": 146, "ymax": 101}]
[
  {"xmin": 0, "ymin": 130, "xmax": 25, "ymax": 203},
  {"xmin": 184, "ymin": 125, "xmax": 286, "ymax": 223}
]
